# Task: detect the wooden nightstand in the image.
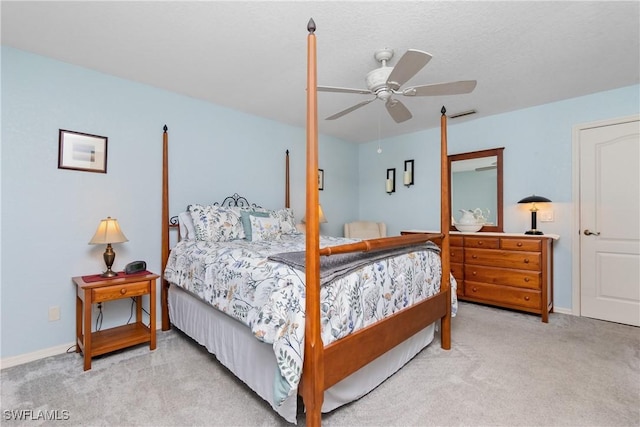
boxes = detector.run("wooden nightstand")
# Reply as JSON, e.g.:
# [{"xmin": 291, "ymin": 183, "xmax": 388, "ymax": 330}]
[{"xmin": 73, "ymin": 272, "xmax": 159, "ymax": 370}]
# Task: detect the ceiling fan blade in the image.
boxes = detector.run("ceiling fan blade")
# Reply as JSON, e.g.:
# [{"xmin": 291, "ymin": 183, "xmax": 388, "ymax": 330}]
[
  {"xmin": 386, "ymin": 49, "xmax": 432, "ymax": 90},
  {"xmin": 385, "ymin": 98, "xmax": 412, "ymax": 123},
  {"xmin": 326, "ymin": 98, "xmax": 376, "ymax": 120},
  {"xmin": 403, "ymin": 80, "xmax": 477, "ymax": 96},
  {"xmin": 317, "ymin": 85, "xmax": 371, "ymax": 95}
]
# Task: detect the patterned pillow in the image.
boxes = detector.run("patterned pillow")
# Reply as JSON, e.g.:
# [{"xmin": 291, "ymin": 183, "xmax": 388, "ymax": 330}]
[
  {"xmin": 250, "ymin": 215, "xmax": 281, "ymax": 241},
  {"xmin": 270, "ymin": 208, "xmax": 298, "ymax": 234},
  {"xmin": 240, "ymin": 210, "xmax": 270, "ymax": 241},
  {"xmin": 188, "ymin": 204, "xmax": 245, "ymax": 241}
]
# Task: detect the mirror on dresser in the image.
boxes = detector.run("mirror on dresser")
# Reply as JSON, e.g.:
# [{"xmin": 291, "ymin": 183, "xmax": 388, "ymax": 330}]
[{"xmin": 448, "ymin": 147, "xmax": 504, "ymax": 232}]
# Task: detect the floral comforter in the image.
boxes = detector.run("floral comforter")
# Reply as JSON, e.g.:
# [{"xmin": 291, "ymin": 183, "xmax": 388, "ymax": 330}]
[{"xmin": 164, "ymin": 234, "xmax": 457, "ymax": 406}]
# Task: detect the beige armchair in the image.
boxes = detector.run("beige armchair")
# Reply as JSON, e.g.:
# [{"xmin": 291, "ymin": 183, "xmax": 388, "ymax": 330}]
[{"xmin": 344, "ymin": 221, "xmax": 387, "ymax": 239}]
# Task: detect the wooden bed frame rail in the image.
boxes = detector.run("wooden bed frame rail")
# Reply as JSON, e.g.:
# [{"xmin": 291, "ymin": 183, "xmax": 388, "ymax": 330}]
[{"xmin": 159, "ymin": 19, "xmax": 451, "ymax": 427}]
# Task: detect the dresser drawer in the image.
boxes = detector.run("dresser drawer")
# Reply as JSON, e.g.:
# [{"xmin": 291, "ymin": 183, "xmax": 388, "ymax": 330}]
[
  {"xmin": 450, "ymin": 262, "xmax": 464, "ymax": 282},
  {"xmin": 465, "ymin": 249, "xmax": 541, "ymax": 271},
  {"xmin": 92, "ymin": 281, "xmax": 150, "ymax": 302},
  {"xmin": 464, "ymin": 265, "xmax": 540, "ymax": 290},
  {"xmin": 450, "ymin": 247, "xmax": 464, "ymax": 263},
  {"xmin": 500, "ymin": 238, "xmax": 541, "ymax": 252},
  {"xmin": 464, "ymin": 281, "xmax": 541, "ymax": 310},
  {"xmin": 464, "ymin": 237, "xmax": 499, "ymax": 249},
  {"xmin": 450, "ymin": 235, "xmax": 464, "ymax": 247}
]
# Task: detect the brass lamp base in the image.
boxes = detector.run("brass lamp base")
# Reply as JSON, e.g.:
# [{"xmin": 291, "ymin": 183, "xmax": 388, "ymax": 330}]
[
  {"xmin": 101, "ymin": 269, "xmax": 119, "ymax": 278},
  {"xmin": 101, "ymin": 243, "xmax": 119, "ymax": 278}
]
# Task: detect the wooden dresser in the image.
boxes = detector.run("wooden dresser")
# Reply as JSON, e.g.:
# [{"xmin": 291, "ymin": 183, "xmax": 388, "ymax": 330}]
[{"xmin": 403, "ymin": 231, "xmax": 558, "ymax": 322}]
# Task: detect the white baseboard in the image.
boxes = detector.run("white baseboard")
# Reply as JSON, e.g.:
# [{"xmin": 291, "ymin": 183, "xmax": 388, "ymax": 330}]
[
  {"xmin": 0, "ymin": 342, "xmax": 75, "ymax": 370},
  {"xmin": 554, "ymin": 306, "xmax": 573, "ymax": 315},
  {"xmin": 1, "ymin": 321, "xmax": 164, "ymax": 370}
]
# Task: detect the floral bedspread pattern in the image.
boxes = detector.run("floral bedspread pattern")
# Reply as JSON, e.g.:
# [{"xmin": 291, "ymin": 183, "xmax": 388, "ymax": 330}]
[{"xmin": 164, "ymin": 234, "xmax": 457, "ymax": 406}]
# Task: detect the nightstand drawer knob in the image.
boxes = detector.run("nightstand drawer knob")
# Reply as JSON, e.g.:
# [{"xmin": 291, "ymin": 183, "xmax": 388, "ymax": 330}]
[
  {"xmin": 524, "ymin": 277, "xmax": 530, "ymax": 282},
  {"xmin": 472, "ymin": 287, "xmax": 478, "ymax": 292},
  {"xmin": 472, "ymin": 255, "xmax": 477, "ymax": 259},
  {"xmin": 472, "ymin": 271, "xmax": 477, "ymax": 276},
  {"xmin": 524, "ymin": 258, "xmax": 530, "ymax": 263},
  {"xmin": 120, "ymin": 288, "xmax": 127, "ymax": 295},
  {"xmin": 517, "ymin": 242, "xmax": 523, "ymax": 247},
  {"xmin": 524, "ymin": 296, "xmax": 530, "ymax": 301}
]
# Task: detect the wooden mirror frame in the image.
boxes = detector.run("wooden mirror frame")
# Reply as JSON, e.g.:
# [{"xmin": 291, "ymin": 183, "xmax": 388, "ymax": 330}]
[{"xmin": 448, "ymin": 147, "xmax": 504, "ymax": 233}]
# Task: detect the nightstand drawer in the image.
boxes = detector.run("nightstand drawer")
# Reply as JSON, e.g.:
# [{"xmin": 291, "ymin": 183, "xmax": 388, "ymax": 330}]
[
  {"xmin": 92, "ymin": 281, "xmax": 149, "ymax": 302},
  {"xmin": 464, "ymin": 281, "xmax": 541, "ymax": 309},
  {"xmin": 464, "ymin": 265, "xmax": 540, "ymax": 290}
]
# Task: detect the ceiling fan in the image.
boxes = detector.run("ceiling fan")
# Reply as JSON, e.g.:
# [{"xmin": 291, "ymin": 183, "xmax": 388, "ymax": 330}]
[{"xmin": 318, "ymin": 48, "xmax": 477, "ymax": 123}]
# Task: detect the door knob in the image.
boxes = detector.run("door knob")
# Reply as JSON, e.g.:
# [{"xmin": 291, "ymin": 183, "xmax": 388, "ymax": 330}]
[{"xmin": 584, "ymin": 229, "xmax": 600, "ymax": 236}]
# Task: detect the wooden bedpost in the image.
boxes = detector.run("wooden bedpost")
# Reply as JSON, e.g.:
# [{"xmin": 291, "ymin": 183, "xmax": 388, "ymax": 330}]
[
  {"xmin": 302, "ymin": 18, "xmax": 324, "ymax": 427},
  {"xmin": 161, "ymin": 125, "xmax": 171, "ymax": 331},
  {"xmin": 440, "ymin": 107, "xmax": 452, "ymax": 350},
  {"xmin": 285, "ymin": 149, "xmax": 290, "ymax": 208}
]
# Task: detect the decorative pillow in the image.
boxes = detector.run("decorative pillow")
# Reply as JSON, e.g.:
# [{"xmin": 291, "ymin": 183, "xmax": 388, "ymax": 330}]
[
  {"xmin": 270, "ymin": 208, "xmax": 297, "ymax": 234},
  {"xmin": 178, "ymin": 211, "xmax": 196, "ymax": 240},
  {"xmin": 250, "ymin": 215, "xmax": 281, "ymax": 241},
  {"xmin": 240, "ymin": 210, "xmax": 270, "ymax": 241},
  {"xmin": 188, "ymin": 204, "xmax": 245, "ymax": 241}
]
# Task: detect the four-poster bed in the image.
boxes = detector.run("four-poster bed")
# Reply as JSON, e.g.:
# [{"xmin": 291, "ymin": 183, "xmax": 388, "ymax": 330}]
[{"xmin": 160, "ymin": 20, "xmax": 452, "ymax": 426}]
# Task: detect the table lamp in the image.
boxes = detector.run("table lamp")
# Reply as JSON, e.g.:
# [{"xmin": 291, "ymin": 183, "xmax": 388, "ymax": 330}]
[
  {"xmin": 518, "ymin": 195, "xmax": 551, "ymax": 235},
  {"xmin": 89, "ymin": 217, "xmax": 129, "ymax": 277},
  {"xmin": 301, "ymin": 204, "xmax": 328, "ymax": 224}
]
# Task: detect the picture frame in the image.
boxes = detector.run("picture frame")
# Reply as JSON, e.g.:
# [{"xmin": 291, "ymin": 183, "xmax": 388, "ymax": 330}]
[
  {"xmin": 318, "ymin": 169, "xmax": 324, "ymax": 191},
  {"xmin": 58, "ymin": 129, "xmax": 108, "ymax": 173}
]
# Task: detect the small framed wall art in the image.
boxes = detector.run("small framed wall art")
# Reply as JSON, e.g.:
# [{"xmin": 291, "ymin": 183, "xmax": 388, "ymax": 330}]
[{"xmin": 58, "ymin": 129, "xmax": 108, "ymax": 173}]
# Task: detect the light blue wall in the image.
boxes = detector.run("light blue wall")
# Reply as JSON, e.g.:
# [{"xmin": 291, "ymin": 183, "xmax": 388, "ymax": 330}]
[
  {"xmin": 0, "ymin": 47, "xmax": 357, "ymax": 359},
  {"xmin": 2, "ymin": 45, "xmax": 638, "ymax": 360},
  {"xmin": 359, "ymin": 84, "xmax": 640, "ymax": 311}
]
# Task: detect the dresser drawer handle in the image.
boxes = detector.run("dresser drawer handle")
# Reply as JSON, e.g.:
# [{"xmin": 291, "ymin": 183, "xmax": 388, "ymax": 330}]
[
  {"xmin": 472, "ymin": 287, "xmax": 478, "ymax": 292},
  {"xmin": 517, "ymin": 242, "xmax": 523, "ymax": 247},
  {"xmin": 472, "ymin": 255, "xmax": 477, "ymax": 259},
  {"xmin": 478, "ymin": 241, "xmax": 483, "ymax": 246},
  {"xmin": 472, "ymin": 271, "xmax": 477, "ymax": 276},
  {"xmin": 120, "ymin": 288, "xmax": 127, "ymax": 295},
  {"xmin": 524, "ymin": 296, "xmax": 530, "ymax": 301},
  {"xmin": 524, "ymin": 277, "xmax": 530, "ymax": 282},
  {"xmin": 524, "ymin": 258, "xmax": 530, "ymax": 263}
]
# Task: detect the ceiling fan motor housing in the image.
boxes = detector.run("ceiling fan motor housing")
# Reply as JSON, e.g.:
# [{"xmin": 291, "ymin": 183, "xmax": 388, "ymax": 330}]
[{"xmin": 366, "ymin": 67, "xmax": 394, "ymax": 101}]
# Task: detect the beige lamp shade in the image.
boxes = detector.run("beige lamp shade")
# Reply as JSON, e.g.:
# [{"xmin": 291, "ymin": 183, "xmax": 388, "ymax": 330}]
[
  {"xmin": 89, "ymin": 217, "xmax": 129, "ymax": 244},
  {"xmin": 302, "ymin": 204, "xmax": 328, "ymax": 224}
]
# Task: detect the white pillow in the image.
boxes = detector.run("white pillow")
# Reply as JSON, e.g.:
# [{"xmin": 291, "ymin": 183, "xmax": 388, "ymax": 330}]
[
  {"xmin": 250, "ymin": 215, "xmax": 281, "ymax": 241},
  {"xmin": 178, "ymin": 211, "xmax": 196, "ymax": 240}
]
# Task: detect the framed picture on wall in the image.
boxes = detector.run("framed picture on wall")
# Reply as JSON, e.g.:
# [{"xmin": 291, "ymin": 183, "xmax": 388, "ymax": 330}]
[
  {"xmin": 318, "ymin": 169, "xmax": 324, "ymax": 190},
  {"xmin": 58, "ymin": 129, "xmax": 108, "ymax": 173}
]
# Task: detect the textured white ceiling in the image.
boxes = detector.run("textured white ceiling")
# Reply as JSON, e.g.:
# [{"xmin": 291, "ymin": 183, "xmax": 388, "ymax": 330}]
[{"xmin": 2, "ymin": 1, "xmax": 639, "ymax": 143}]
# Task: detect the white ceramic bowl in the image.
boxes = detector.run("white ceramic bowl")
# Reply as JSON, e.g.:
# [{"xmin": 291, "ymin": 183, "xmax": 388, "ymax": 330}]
[{"xmin": 454, "ymin": 223, "xmax": 483, "ymax": 232}]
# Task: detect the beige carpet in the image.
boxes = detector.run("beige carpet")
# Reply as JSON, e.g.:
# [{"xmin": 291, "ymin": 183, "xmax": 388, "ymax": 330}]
[{"xmin": 2, "ymin": 302, "xmax": 639, "ymax": 426}]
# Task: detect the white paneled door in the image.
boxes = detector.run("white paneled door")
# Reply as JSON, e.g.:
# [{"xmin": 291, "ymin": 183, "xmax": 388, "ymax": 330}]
[{"xmin": 577, "ymin": 116, "xmax": 640, "ymax": 326}]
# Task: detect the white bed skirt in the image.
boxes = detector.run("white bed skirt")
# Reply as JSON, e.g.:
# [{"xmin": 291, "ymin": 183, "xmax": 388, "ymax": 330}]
[{"xmin": 168, "ymin": 284, "xmax": 436, "ymax": 424}]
